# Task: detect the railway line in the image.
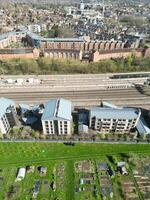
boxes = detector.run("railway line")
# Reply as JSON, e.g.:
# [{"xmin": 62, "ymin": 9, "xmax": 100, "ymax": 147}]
[
  {"xmin": 0, "ymin": 73, "xmax": 150, "ymax": 108},
  {"xmin": 0, "ymin": 74, "xmax": 146, "ymax": 90},
  {"xmin": 0, "ymin": 88, "xmax": 144, "ymax": 98},
  {"xmin": 0, "ymin": 87, "xmax": 150, "ymax": 108}
]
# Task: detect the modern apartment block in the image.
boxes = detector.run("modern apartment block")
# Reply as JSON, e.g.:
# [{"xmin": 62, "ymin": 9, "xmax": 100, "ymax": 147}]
[
  {"xmin": 42, "ymin": 98, "xmax": 72, "ymax": 135},
  {"xmin": 89, "ymin": 107, "xmax": 141, "ymax": 133},
  {"xmin": 0, "ymin": 98, "xmax": 17, "ymax": 134},
  {"xmin": 27, "ymin": 24, "xmax": 47, "ymax": 33}
]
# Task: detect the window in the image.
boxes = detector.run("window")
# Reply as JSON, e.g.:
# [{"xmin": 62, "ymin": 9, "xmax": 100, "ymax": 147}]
[{"xmin": 45, "ymin": 121, "xmax": 48, "ymax": 126}]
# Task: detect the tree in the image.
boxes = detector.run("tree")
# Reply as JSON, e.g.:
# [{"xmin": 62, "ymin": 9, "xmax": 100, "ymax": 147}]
[
  {"xmin": 31, "ymin": 131, "xmax": 40, "ymax": 139},
  {"xmin": 146, "ymin": 134, "xmax": 150, "ymax": 143}
]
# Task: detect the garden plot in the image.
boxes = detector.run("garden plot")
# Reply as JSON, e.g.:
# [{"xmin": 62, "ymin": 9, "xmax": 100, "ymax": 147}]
[
  {"xmin": 41, "ymin": 180, "xmax": 50, "ymax": 194},
  {"xmin": 32, "ymin": 180, "xmax": 40, "ymax": 199},
  {"xmin": 0, "ymin": 177, "xmax": 4, "ymax": 192},
  {"xmin": 75, "ymin": 160, "xmax": 94, "ymax": 173},
  {"xmin": 131, "ymin": 156, "xmax": 150, "ymax": 200},
  {"xmin": 97, "ymin": 162, "xmax": 114, "ymax": 199},
  {"xmin": 121, "ymin": 177, "xmax": 139, "ymax": 200},
  {"xmin": 52, "ymin": 162, "xmax": 66, "ymax": 199},
  {"xmin": 0, "ymin": 164, "xmax": 54, "ymax": 200},
  {"xmin": 74, "ymin": 160, "xmax": 98, "ymax": 200},
  {"xmin": 6, "ymin": 184, "xmax": 20, "ymax": 200}
]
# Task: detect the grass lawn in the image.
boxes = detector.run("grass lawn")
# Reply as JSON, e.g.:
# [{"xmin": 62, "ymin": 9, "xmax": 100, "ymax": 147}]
[
  {"xmin": 65, "ymin": 160, "xmax": 75, "ymax": 200},
  {"xmin": 0, "ymin": 142, "xmax": 149, "ymax": 166}
]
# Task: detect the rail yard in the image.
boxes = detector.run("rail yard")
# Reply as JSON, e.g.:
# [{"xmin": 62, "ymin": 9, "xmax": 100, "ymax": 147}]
[{"xmin": 0, "ymin": 73, "xmax": 150, "ymax": 108}]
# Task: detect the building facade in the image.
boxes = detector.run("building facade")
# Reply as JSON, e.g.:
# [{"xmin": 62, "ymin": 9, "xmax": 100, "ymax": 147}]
[
  {"xmin": 0, "ymin": 31, "xmax": 26, "ymax": 49},
  {"xmin": 1, "ymin": 31, "xmax": 150, "ymax": 61},
  {"xmin": 89, "ymin": 107, "xmax": 141, "ymax": 133},
  {"xmin": 42, "ymin": 98, "xmax": 72, "ymax": 135},
  {"xmin": 0, "ymin": 98, "xmax": 17, "ymax": 134}
]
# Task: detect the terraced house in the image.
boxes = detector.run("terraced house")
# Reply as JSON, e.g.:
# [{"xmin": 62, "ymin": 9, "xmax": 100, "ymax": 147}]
[{"xmin": 42, "ymin": 98, "xmax": 72, "ymax": 135}]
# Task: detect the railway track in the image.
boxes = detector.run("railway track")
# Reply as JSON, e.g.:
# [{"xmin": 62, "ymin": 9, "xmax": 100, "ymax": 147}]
[
  {"xmin": 0, "ymin": 74, "xmax": 149, "ymax": 108},
  {"xmin": 0, "ymin": 89, "xmax": 145, "ymax": 99},
  {"xmin": 0, "ymin": 88, "xmax": 150, "ymax": 108}
]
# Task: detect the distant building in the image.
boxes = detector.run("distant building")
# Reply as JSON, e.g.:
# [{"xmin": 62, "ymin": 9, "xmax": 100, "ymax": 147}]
[
  {"xmin": 42, "ymin": 98, "xmax": 72, "ymax": 135},
  {"xmin": 0, "ymin": 31, "xmax": 26, "ymax": 49},
  {"xmin": 28, "ymin": 24, "xmax": 41, "ymax": 33},
  {"xmin": 27, "ymin": 24, "xmax": 47, "ymax": 33},
  {"xmin": 89, "ymin": 107, "xmax": 141, "ymax": 133},
  {"xmin": 80, "ymin": 1, "xmax": 85, "ymax": 10},
  {"xmin": 0, "ymin": 31, "xmax": 150, "ymax": 61},
  {"xmin": 0, "ymin": 98, "xmax": 17, "ymax": 134}
]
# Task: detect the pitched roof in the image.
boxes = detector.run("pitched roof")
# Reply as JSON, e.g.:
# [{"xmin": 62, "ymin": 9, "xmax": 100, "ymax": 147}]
[
  {"xmin": 90, "ymin": 107, "xmax": 140, "ymax": 120},
  {"xmin": 0, "ymin": 97, "xmax": 15, "ymax": 118},
  {"xmin": 42, "ymin": 98, "xmax": 72, "ymax": 121}
]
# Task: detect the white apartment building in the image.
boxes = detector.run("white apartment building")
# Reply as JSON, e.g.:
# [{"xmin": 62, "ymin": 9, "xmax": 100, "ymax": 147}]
[
  {"xmin": 89, "ymin": 107, "xmax": 141, "ymax": 133},
  {"xmin": 28, "ymin": 24, "xmax": 41, "ymax": 33},
  {"xmin": 27, "ymin": 24, "xmax": 47, "ymax": 33},
  {"xmin": 42, "ymin": 98, "xmax": 72, "ymax": 135},
  {"xmin": 0, "ymin": 98, "xmax": 17, "ymax": 134}
]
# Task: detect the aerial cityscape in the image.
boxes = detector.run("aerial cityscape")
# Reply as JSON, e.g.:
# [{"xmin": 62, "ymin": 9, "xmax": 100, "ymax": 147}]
[{"xmin": 0, "ymin": 0, "xmax": 150, "ymax": 199}]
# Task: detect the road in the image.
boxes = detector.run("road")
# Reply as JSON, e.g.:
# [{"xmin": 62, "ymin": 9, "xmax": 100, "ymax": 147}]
[{"xmin": 1, "ymin": 138, "xmax": 149, "ymax": 144}]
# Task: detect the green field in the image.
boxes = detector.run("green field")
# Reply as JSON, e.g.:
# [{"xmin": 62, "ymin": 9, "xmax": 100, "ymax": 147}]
[
  {"xmin": 0, "ymin": 142, "xmax": 149, "ymax": 200},
  {"xmin": 0, "ymin": 142, "xmax": 150, "ymax": 166}
]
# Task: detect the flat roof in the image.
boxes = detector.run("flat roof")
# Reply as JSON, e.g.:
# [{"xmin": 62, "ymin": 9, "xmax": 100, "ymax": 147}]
[
  {"xmin": 90, "ymin": 107, "xmax": 140, "ymax": 120},
  {"xmin": 42, "ymin": 98, "xmax": 72, "ymax": 121}
]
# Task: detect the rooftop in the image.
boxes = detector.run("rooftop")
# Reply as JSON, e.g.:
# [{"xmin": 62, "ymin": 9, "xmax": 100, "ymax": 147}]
[
  {"xmin": 42, "ymin": 98, "xmax": 72, "ymax": 121},
  {"xmin": 0, "ymin": 97, "xmax": 15, "ymax": 118},
  {"xmin": 0, "ymin": 30, "xmax": 27, "ymax": 41},
  {"xmin": 90, "ymin": 107, "xmax": 140, "ymax": 120},
  {"xmin": 27, "ymin": 32, "xmax": 85, "ymax": 42},
  {"xmin": 136, "ymin": 117, "xmax": 150, "ymax": 135}
]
